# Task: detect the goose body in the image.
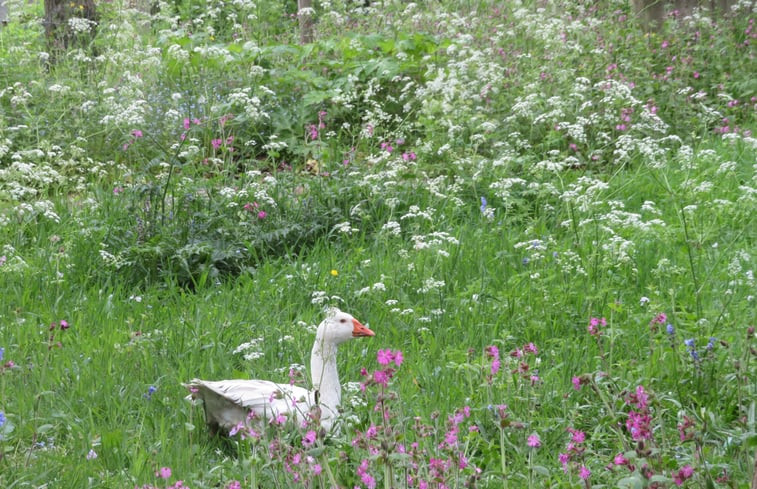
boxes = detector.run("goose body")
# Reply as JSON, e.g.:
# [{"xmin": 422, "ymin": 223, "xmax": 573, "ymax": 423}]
[{"xmin": 187, "ymin": 309, "xmax": 374, "ymax": 434}]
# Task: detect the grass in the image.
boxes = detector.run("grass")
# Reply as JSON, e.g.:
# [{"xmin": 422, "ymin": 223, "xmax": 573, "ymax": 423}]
[{"xmin": 0, "ymin": 0, "xmax": 756, "ymax": 487}]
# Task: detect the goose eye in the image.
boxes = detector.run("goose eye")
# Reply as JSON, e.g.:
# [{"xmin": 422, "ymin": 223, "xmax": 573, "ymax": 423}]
[{"xmin": 340, "ymin": 318, "xmax": 347, "ymax": 323}]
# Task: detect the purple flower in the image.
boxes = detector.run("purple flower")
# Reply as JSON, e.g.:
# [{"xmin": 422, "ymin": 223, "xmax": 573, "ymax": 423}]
[
  {"xmin": 480, "ymin": 196, "xmax": 487, "ymax": 214},
  {"xmin": 377, "ymin": 349, "xmax": 393, "ymax": 366},
  {"xmin": 86, "ymin": 449, "xmax": 98, "ymax": 460},
  {"xmin": 527, "ymin": 434, "xmax": 541, "ymax": 447},
  {"xmin": 156, "ymin": 467, "xmax": 172, "ymax": 479},
  {"xmin": 579, "ymin": 465, "xmax": 591, "ymax": 480},
  {"xmin": 302, "ymin": 430, "xmax": 317, "ymax": 447},
  {"xmin": 0, "ymin": 347, "xmax": 4, "ymax": 362},
  {"xmin": 666, "ymin": 324, "xmax": 675, "ymax": 335},
  {"xmin": 0, "ymin": 411, "xmax": 6, "ymax": 428}
]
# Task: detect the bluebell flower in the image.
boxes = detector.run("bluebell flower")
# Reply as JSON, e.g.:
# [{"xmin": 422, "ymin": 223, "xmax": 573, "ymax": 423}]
[
  {"xmin": 480, "ymin": 196, "xmax": 487, "ymax": 214},
  {"xmin": 0, "ymin": 347, "xmax": 3, "ymax": 362},
  {"xmin": 666, "ymin": 324, "xmax": 675, "ymax": 335},
  {"xmin": 144, "ymin": 385, "xmax": 157, "ymax": 399},
  {"xmin": 0, "ymin": 411, "xmax": 5, "ymax": 428},
  {"xmin": 707, "ymin": 337, "xmax": 716, "ymax": 350},
  {"xmin": 684, "ymin": 338, "xmax": 695, "ymax": 348}
]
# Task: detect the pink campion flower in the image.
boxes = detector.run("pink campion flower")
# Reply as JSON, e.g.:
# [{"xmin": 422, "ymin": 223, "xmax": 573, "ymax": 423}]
[
  {"xmin": 393, "ymin": 350, "xmax": 403, "ymax": 367},
  {"xmin": 579, "ymin": 466, "xmax": 591, "ymax": 480},
  {"xmin": 568, "ymin": 428, "xmax": 585, "ymax": 443},
  {"xmin": 211, "ymin": 138, "xmax": 223, "ymax": 149},
  {"xmin": 192, "ymin": 118, "xmax": 201, "ymax": 125},
  {"xmin": 59, "ymin": 320, "xmax": 70, "ymax": 330},
  {"xmin": 373, "ymin": 369, "xmax": 389, "ymax": 387},
  {"xmin": 183, "ymin": 118, "xmax": 191, "ymax": 130},
  {"xmin": 626, "ymin": 411, "xmax": 652, "ymax": 440},
  {"xmin": 226, "ymin": 481, "xmax": 241, "ymax": 489},
  {"xmin": 558, "ymin": 453, "xmax": 569, "ymax": 472},
  {"xmin": 113, "ymin": 186, "xmax": 124, "ymax": 195},
  {"xmin": 524, "ymin": 343, "xmax": 538, "ymax": 355},
  {"xmin": 693, "ymin": 71, "xmax": 700, "ymax": 78},
  {"xmin": 156, "ymin": 467, "xmax": 172, "ymax": 479},
  {"xmin": 402, "ymin": 151, "xmax": 417, "ymax": 161},
  {"xmin": 132, "ymin": 129, "xmax": 143, "ymax": 138},
  {"xmin": 312, "ymin": 464, "xmax": 322, "ymax": 475},
  {"xmin": 377, "ymin": 349, "xmax": 393, "ymax": 366},
  {"xmin": 614, "ymin": 453, "xmax": 628, "ymax": 466},
  {"xmin": 302, "ymin": 430, "xmax": 317, "ymax": 447},
  {"xmin": 527, "ymin": 434, "xmax": 541, "ymax": 447},
  {"xmin": 572, "ymin": 376, "xmax": 581, "ymax": 390},
  {"xmin": 365, "ymin": 424, "xmax": 378, "ymax": 439},
  {"xmin": 272, "ymin": 413, "xmax": 286, "ymax": 425},
  {"xmin": 673, "ymin": 465, "xmax": 694, "ymax": 485},
  {"xmin": 307, "ymin": 124, "xmax": 318, "ymax": 140},
  {"xmin": 257, "ymin": 211, "xmax": 267, "ymax": 220}
]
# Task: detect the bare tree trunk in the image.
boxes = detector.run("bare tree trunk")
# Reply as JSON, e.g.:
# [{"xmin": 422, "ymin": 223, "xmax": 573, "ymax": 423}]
[
  {"xmin": 44, "ymin": 0, "xmax": 98, "ymax": 59},
  {"xmin": 631, "ymin": 0, "xmax": 741, "ymax": 30},
  {"xmin": 0, "ymin": 0, "xmax": 8, "ymax": 26},
  {"xmin": 297, "ymin": 0, "xmax": 314, "ymax": 44}
]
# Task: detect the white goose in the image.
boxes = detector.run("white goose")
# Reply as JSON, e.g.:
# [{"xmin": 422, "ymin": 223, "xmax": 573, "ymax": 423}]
[{"xmin": 186, "ymin": 308, "xmax": 375, "ymax": 434}]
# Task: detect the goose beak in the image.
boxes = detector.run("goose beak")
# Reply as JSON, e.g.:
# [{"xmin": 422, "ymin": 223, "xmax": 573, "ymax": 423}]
[{"xmin": 352, "ymin": 318, "xmax": 375, "ymax": 337}]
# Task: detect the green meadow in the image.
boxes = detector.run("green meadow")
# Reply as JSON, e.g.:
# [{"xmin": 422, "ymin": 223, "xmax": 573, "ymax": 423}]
[{"xmin": 0, "ymin": 0, "xmax": 755, "ymax": 487}]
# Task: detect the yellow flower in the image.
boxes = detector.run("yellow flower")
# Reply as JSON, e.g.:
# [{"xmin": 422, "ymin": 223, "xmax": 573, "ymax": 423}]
[{"xmin": 330, "ymin": 269, "xmax": 338, "ymax": 277}]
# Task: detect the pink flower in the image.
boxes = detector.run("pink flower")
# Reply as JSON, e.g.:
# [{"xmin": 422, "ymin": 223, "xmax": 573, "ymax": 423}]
[
  {"xmin": 372, "ymin": 369, "xmax": 389, "ymax": 387},
  {"xmin": 312, "ymin": 464, "xmax": 322, "ymax": 475},
  {"xmin": 131, "ymin": 129, "xmax": 143, "ymax": 138},
  {"xmin": 183, "ymin": 118, "xmax": 191, "ymax": 130},
  {"xmin": 113, "ymin": 186, "xmax": 124, "ymax": 195},
  {"xmin": 579, "ymin": 465, "xmax": 591, "ymax": 480},
  {"xmin": 211, "ymin": 138, "xmax": 223, "ymax": 149},
  {"xmin": 571, "ymin": 376, "xmax": 581, "ymax": 390},
  {"xmin": 226, "ymin": 481, "xmax": 241, "ymax": 489},
  {"xmin": 673, "ymin": 465, "xmax": 694, "ymax": 485},
  {"xmin": 257, "ymin": 211, "xmax": 267, "ymax": 220},
  {"xmin": 527, "ymin": 434, "xmax": 541, "ymax": 447},
  {"xmin": 568, "ymin": 428, "xmax": 585, "ymax": 443},
  {"xmin": 393, "ymin": 350, "xmax": 403, "ymax": 367},
  {"xmin": 302, "ymin": 430, "xmax": 317, "ymax": 447},
  {"xmin": 613, "ymin": 453, "xmax": 628, "ymax": 466},
  {"xmin": 156, "ymin": 467, "xmax": 172, "ymax": 479},
  {"xmin": 524, "ymin": 342, "xmax": 538, "ymax": 355},
  {"xmin": 59, "ymin": 320, "xmax": 70, "ymax": 330},
  {"xmin": 377, "ymin": 349, "xmax": 393, "ymax": 366}
]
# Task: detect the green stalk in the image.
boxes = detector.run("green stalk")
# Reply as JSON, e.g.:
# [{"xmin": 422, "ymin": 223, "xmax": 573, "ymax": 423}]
[{"xmin": 500, "ymin": 428, "xmax": 507, "ymax": 489}]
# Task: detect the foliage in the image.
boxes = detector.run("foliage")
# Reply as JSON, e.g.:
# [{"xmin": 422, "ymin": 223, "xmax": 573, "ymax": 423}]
[{"xmin": 0, "ymin": 0, "xmax": 755, "ymax": 487}]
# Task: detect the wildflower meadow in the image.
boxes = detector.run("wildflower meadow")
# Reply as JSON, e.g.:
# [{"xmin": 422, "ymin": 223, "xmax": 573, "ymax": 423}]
[{"xmin": 0, "ymin": 0, "xmax": 755, "ymax": 487}]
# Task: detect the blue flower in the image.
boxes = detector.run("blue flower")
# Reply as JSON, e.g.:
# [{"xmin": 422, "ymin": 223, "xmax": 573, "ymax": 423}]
[
  {"xmin": 0, "ymin": 347, "xmax": 4, "ymax": 362},
  {"xmin": 684, "ymin": 338, "xmax": 695, "ymax": 348},
  {"xmin": 707, "ymin": 337, "xmax": 716, "ymax": 350},
  {"xmin": 666, "ymin": 324, "xmax": 675, "ymax": 335},
  {"xmin": 144, "ymin": 385, "xmax": 157, "ymax": 399},
  {"xmin": 0, "ymin": 412, "xmax": 5, "ymax": 428},
  {"xmin": 480, "ymin": 196, "xmax": 487, "ymax": 214}
]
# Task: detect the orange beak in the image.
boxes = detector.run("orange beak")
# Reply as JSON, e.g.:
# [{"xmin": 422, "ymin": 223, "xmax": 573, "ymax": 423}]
[{"xmin": 352, "ymin": 318, "xmax": 375, "ymax": 337}]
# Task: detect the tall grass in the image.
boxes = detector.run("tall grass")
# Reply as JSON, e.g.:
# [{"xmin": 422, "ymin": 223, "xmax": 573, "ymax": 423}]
[{"xmin": 0, "ymin": 0, "xmax": 755, "ymax": 487}]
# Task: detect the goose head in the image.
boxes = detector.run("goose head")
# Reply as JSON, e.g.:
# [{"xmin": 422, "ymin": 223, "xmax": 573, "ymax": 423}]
[{"xmin": 316, "ymin": 308, "xmax": 375, "ymax": 346}]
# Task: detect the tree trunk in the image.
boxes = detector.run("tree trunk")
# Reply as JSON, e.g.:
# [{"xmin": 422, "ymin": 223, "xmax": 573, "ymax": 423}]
[
  {"xmin": 0, "ymin": 0, "xmax": 8, "ymax": 26},
  {"xmin": 630, "ymin": 0, "xmax": 741, "ymax": 30},
  {"xmin": 297, "ymin": 0, "xmax": 314, "ymax": 44},
  {"xmin": 44, "ymin": 0, "xmax": 98, "ymax": 58}
]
